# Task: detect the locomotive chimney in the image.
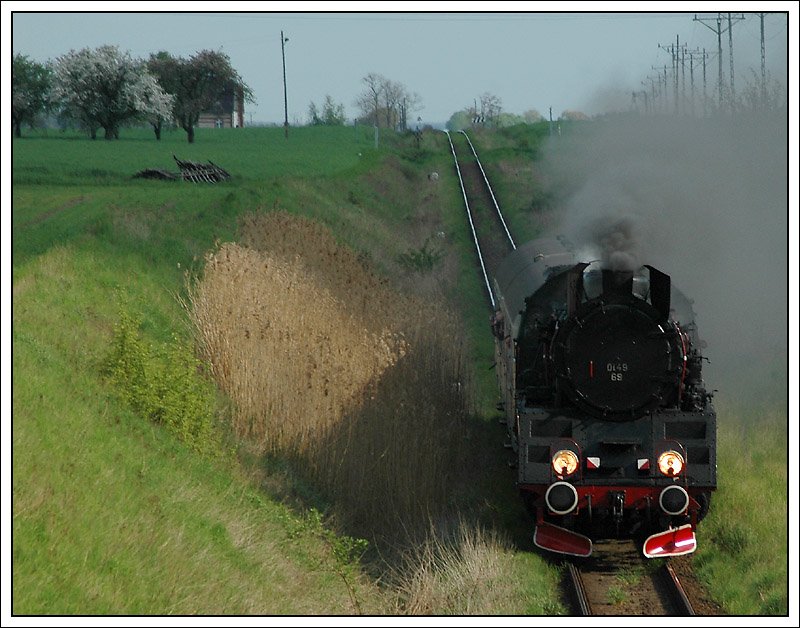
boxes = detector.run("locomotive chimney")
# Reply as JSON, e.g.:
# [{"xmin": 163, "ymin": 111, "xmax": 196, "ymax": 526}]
[{"xmin": 602, "ymin": 269, "xmax": 634, "ymax": 297}]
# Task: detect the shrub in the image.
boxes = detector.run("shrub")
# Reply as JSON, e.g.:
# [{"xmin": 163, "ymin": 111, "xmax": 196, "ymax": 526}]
[
  {"xmin": 106, "ymin": 310, "xmax": 225, "ymax": 456},
  {"xmin": 397, "ymin": 237, "xmax": 444, "ymax": 273}
]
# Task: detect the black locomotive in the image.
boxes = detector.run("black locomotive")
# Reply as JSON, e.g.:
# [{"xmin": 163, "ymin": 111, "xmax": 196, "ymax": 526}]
[{"xmin": 492, "ymin": 237, "xmax": 716, "ymax": 558}]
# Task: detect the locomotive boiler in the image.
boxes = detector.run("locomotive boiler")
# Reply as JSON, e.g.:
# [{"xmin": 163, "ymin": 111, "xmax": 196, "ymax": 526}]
[{"xmin": 492, "ymin": 237, "xmax": 716, "ymax": 558}]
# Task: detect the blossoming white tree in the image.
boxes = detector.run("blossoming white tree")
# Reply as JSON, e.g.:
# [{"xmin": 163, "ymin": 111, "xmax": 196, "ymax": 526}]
[{"xmin": 53, "ymin": 45, "xmax": 173, "ymax": 140}]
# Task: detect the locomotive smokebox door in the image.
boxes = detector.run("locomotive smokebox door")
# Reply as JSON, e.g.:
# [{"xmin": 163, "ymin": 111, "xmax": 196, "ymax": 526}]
[{"xmin": 552, "ymin": 269, "xmax": 682, "ymax": 421}]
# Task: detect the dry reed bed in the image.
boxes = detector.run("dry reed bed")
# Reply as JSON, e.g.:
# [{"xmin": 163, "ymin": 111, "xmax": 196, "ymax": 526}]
[{"xmin": 188, "ymin": 212, "xmax": 472, "ymax": 535}]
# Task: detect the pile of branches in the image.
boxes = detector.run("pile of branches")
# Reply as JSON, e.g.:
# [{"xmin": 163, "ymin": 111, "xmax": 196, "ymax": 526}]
[{"xmin": 134, "ymin": 155, "xmax": 231, "ymax": 183}]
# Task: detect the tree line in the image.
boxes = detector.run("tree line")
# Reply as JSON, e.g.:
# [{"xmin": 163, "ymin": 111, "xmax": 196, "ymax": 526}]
[
  {"xmin": 12, "ymin": 46, "xmax": 252, "ymax": 143},
  {"xmin": 354, "ymin": 73, "xmax": 422, "ymax": 131},
  {"xmin": 305, "ymin": 73, "xmax": 424, "ymax": 130},
  {"xmin": 14, "ymin": 47, "xmax": 426, "ymax": 139}
]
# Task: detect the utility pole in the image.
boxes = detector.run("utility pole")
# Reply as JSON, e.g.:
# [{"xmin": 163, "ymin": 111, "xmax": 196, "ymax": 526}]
[
  {"xmin": 281, "ymin": 30, "xmax": 289, "ymax": 139},
  {"xmin": 694, "ymin": 14, "xmax": 725, "ymax": 113},
  {"xmin": 700, "ymin": 48, "xmax": 709, "ymax": 117},
  {"xmin": 727, "ymin": 13, "xmax": 745, "ymax": 113},
  {"xmin": 760, "ymin": 11, "xmax": 767, "ymax": 106},
  {"xmin": 687, "ymin": 49, "xmax": 705, "ymax": 117},
  {"xmin": 645, "ymin": 76, "xmax": 660, "ymax": 114},
  {"xmin": 652, "ymin": 65, "xmax": 669, "ymax": 115},
  {"xmin": 658, "ymin": 35, "xmax": 685, "ymax": 115},
  {"xmin": 755, "ymin": 12, "xmax": 770, "ymax": 108},
  {"xmin": 694, "ymin": 13, "xmax": 744, "ymax": 114},
  {"xmin": 643, "ymin": 80, "xmax": 656, "ymax": 115},
  {"xmin": 632, "ymin": 90, "xmax": 648, "ymax": 115},
  {"xmin": 681, "ymin": 44, "xmax": 687, "ymax": 113}
]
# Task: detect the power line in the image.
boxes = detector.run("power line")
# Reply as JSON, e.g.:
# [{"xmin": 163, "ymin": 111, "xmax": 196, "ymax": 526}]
[
  {"xmin": 637, "ymin": 13, "xmax": 786, "ymax": 118},
  {"xmin": 182, "ymin": 12, "xmax": 701, "ymax": 23}
]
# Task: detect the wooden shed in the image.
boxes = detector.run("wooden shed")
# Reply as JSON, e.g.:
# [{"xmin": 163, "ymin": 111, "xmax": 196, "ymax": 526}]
[{"xmin": 198, "ymin": 84, "xmax": 245, "ymax": 129}]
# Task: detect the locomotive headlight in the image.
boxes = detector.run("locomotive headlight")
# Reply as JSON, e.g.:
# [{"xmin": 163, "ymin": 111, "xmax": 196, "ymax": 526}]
[
  {"xmin": 552, "ymin": 450, "xmax": 579, "ymax": 476},
  {"xmin": 657, "ymin": 450, "xmax": 685, "ymax": 477}
]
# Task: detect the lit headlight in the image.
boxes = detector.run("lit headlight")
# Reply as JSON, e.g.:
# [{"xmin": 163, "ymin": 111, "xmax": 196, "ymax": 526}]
[
  {"xmin": 657, "ymin": 450, "xmax": 685, "ymax": 477},
  {"xmin": 552, "ymin": 450, "xmax": 579, "ymax": 476}
]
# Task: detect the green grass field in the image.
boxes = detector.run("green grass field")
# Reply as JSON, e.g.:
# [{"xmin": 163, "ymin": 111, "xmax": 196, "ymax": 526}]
[
  {"xmin": 12, "ymin": 126, "xmax": 394, "ymax": 613},
  {"xmin": 12, "ymin": 123, "xmax": 787, "ymax": 616}
]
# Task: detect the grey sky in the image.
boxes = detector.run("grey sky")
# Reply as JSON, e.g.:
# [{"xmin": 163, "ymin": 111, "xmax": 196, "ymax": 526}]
[{"xmin": 8, "ymin": 4, "xmax": 790, "ymax": 125}]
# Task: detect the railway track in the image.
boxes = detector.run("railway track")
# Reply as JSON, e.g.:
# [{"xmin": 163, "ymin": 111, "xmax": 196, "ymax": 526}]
[
  {"xmin": 444, "ymin": 129, "xmax": 515, "ymax": 308},
  {"xmin": 564, "ymin": 540, "xmax": 695, "ymax": 616}
]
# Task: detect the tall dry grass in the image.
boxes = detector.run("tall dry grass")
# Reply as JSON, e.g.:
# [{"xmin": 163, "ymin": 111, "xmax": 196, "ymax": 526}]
[
  {"xmin": 392, "ymin": 521, "xmax": 523, "ymax": 615},
  {"xmin": 186, "ymin": 212, "xmax": 472, "ymax": 537}
]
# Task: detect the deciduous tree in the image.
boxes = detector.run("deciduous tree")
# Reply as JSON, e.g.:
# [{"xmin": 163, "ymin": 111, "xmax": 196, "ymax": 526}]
[
  {"xmin": 149, "ymin": 50, "xmax": 253, "ymax": 143},
  {"xmin": 522, "ymin": 109, "xmax": 544, "ymax": 123},
  {"xmin": 53, "ymin": 45, "xmax": 172, "ymax": 140},
  {"xmin": 307, "ymin": 95, "xmax": 346, "ymax": 126},
  {"xmin": 560, "ymin": 110, "xmax": 589, "ymax": 121},
  {"xmin": 356, "ymin": 72, "xmax": 385, "ymax": 127},
  {"xmin": 321, "ymin": 95, "xmax": 346, "ymax": 125},
  {"xmin": 355, "ymin": 74, "xmax": 422, "ymax": 130},
  {"xmin": 478, "ymin": 92, "xmax": 502, "ymax": 126},
  {"xmin": 12, "ymin": 54, "xmax": 52, "ymax": 138}
]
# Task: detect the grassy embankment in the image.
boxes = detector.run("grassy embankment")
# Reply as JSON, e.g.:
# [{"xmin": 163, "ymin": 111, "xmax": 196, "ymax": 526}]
[
  {"xmin": 13, "ymin": 124, "xmax": 562, "ymax": 615},
  {"xmin": 693, "ymin": 391, "xmax": 788, "ymax": 615}
]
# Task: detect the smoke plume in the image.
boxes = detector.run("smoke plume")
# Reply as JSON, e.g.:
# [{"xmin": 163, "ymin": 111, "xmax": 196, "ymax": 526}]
[{"xmin": 538, "ymin": 111, "xmax": 788, "ymax": 401}]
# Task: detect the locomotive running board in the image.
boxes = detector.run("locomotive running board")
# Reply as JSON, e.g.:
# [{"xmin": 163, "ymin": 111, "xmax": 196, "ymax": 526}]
[
  {"xmin": 643, "ymin": 524, "xmax": 697, "ymax": 558},
  {"xmin": 533, "ymin": 523, "xmax": 592, "ymax": 557}
]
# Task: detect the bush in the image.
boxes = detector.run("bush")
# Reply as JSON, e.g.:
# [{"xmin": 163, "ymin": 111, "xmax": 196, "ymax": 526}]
[
  {"xmin": 397, "ymin": 237, "xmax": 444, "ymax": 273},
  {"xmin": 106, "ymin": 310, "xmax": 225, "ymax": 456}
]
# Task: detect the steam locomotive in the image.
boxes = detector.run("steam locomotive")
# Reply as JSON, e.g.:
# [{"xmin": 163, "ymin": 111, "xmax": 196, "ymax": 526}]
[{"xmin": 491, "ymin": 237, "xmax": 716, "ymax": 558}]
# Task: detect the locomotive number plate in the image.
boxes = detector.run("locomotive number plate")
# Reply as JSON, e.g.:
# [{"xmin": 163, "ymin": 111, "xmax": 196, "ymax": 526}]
[{"xmin": 607, "ymin": 362, "xmax": 628, "ymax": 381}]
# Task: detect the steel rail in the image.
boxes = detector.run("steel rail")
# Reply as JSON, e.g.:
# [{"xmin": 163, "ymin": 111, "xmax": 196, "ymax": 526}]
[
  {"xmin": 663, "ymin": 563, "xmax": 695, "ymax": 616},
  {"xmin": 567, "ymin": 562, "xmax": 592, "ymax": 615},
  {"xmin": 444, "ymin": 130, "xmax": 496, "ymax": 308},
  {"xmin": 459, "ymin": 130, "xmax": 517, "ymax": 250}
]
